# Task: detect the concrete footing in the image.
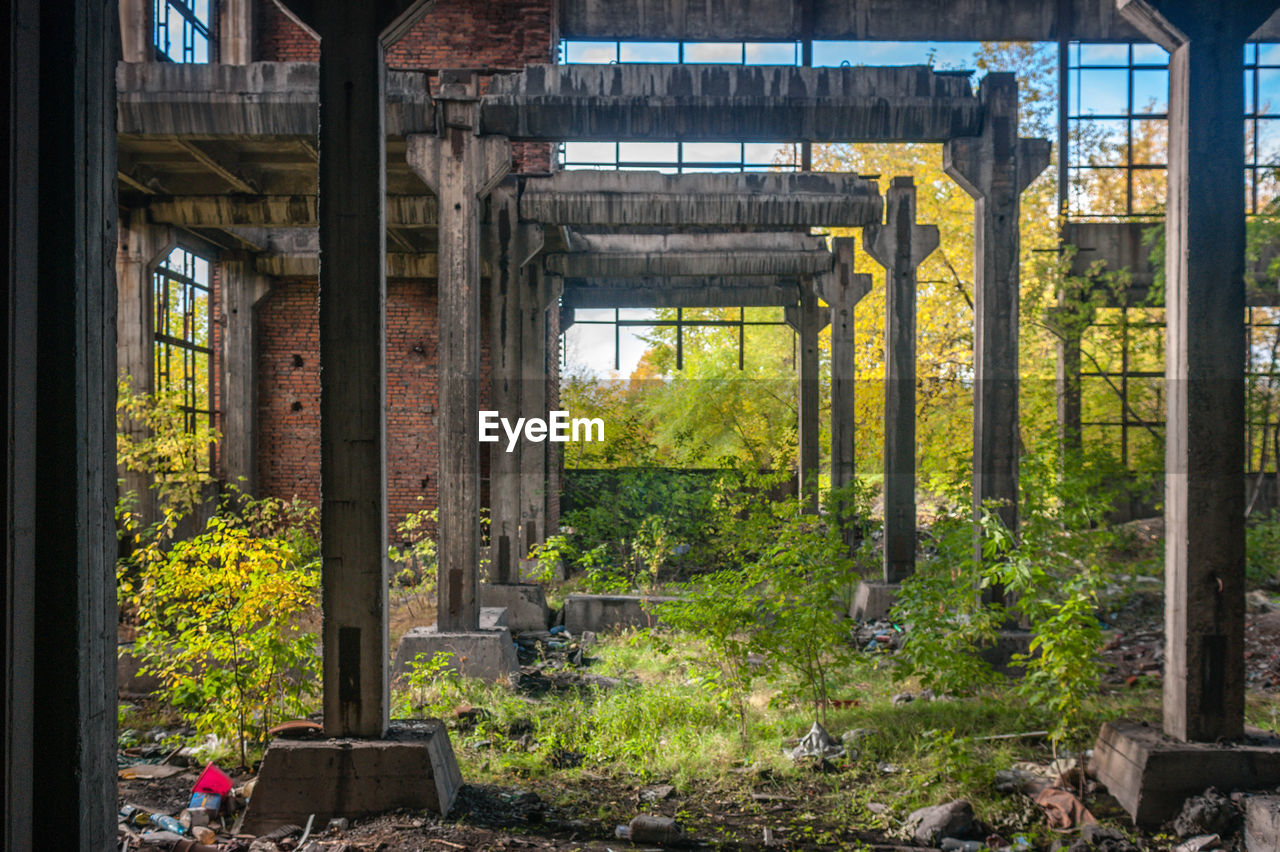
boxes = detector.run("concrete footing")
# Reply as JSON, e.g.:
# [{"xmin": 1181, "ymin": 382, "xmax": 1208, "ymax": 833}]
[
  {"xmin": 479, "ymin": 584, "xmax": 550, "ymax": 632},
  {"xmin": 563, "ymin": 593, "xmax": 676, "ymax": 634},
  {"xmin": 979, "ymin": 629, "xmax": 1034, "ymax": 676},
  {"xmin": 1094, "ymin": 721, "xmax": 1280, "ymax": 827},
  {"xmin": 242, "ymin": 722, "xmax": 461, "ymax": 835},
  {"xmin": 393, "ymin": 624, "xmax": 519, "ymax": 683},
  {"xmin": 1247, "ymin": 796, "xmax": 1280, "ymax": 851},
  {"xmin": 850, "ymin": 581, "xmax": 899, "ymax": 621}
]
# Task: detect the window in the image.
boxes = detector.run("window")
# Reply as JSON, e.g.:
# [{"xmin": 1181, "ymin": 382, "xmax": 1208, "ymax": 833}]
[
  {"xmin": 153, "ymin": 246, "xmax": 215, "ymax": 466},
  {"xmin": 154, "ymin": 0, "xmax": 211, "ymax": 64},
  {"xmin": 1066, "ymin": 42, "xmax": 1169, "ymax": 219}
]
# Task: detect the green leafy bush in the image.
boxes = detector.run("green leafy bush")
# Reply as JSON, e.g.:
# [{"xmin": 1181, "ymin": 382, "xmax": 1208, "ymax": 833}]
[{"xmin": 121, "ymin": 501, "xmax": 320, "ymax": 767}]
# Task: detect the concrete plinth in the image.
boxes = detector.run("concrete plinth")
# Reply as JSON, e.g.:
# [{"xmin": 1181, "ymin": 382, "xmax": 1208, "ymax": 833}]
[
  {"xmin": 979, "ymin": 630, "xmax": 1034, "ymax": 676},
  {"xmin": 1246, "ymin": 796, "xmax": 1280, "ymax": 851},
  {"xmin": 1094, "ymin": 721, "xmax": 1280, "ymax": 827},
  {"xmin": 850, "ymin": 581, "xmax": 899, "ymax": 621},
  {"xmin": 479, "ymin": 606, "xmax": 509, "ymax": 630},
  {"xmin": 563, "ymin": 593, "xmax": 675, "ymax": 635},
  {"xmin": 393, "ymin": 624, "xmax": 519, "ymax": 683},
  {"xmin": 480, "ymin": 584, "xmax": 550, "ymax": 632},
  {"xmin": 242, "ymin": 722, "xmax": 461, "ymax": 835}
]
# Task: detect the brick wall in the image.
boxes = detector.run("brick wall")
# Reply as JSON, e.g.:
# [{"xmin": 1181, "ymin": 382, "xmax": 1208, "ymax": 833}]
[
  {"xmin": 257, "ymin": 277, "xmax": 494, "ymax": 540},
  {"xmin": 256, "ymin": 0, "xmax": 555, "ymax": 172}
]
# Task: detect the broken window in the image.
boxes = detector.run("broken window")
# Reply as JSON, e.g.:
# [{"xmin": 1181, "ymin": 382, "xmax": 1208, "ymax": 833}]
[
  {"xmin": 153, "ymin": 246, "xmax": 215, "ymax": 469},
  {"xmin": 154, "ymin": 0, "xmax": 211, "ymax": 64}
]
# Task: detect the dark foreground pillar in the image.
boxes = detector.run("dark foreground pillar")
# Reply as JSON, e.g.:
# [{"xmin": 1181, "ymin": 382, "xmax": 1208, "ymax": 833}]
[
  {"xmin": 312, "ymin": 3, "xmax": 391, "ymax": 739},
  {"xmin": 6, "ymin": 0, "xmax": 120, "ymax": 847}
]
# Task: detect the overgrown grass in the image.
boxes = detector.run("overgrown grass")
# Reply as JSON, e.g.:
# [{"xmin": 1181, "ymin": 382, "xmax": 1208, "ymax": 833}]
[{"xmin": 391, "ymin": 628, "xmax": 1192, "ymax": 845}]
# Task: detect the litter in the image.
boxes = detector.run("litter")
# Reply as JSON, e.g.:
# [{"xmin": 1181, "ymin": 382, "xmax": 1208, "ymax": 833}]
[{"xmin": 789, "ymin": 721, "xmax": 845, "ymax": 761}]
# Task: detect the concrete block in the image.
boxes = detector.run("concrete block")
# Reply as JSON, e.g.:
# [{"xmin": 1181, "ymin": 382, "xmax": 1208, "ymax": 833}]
[
  {"xmin": 242, "ymin": 721, "xmax": 460, "ymax": 835},
  {"xmin": 563, "ymin": 593, "xmax": 676, "ymax": 635},
  {"xmin": 1094, "ymin": 721, "xmax": 1280, "ymax": 827},
  {"xmin": 1246, "ymin": 796, "xmax": 1280, "ymax": 851},
  {"xmin": 850, "ymin": 581, "xmax": 899, "ymax": 621},
  {"xmin": 979, "ymin": 630, "xmax": 1034, "ymax": 676},
  {"xmin": 479, "ymin": 584, "xmax": 550, "ymax": 632},
  {"xmin": 393, "ymin": 625, "xmax": 519, "ymax": 683},
  {"xmin": 117, "ymin": 642, "xmax": 162, "ymax": 695},
  {"xmin": 479, "ymin": 606, "xmax": 509, "ymax": 630}
]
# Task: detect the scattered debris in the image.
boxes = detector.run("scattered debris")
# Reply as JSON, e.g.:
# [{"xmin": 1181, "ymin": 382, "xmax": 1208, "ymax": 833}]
[
  {"xmin": 639, "ymin": 784, "xmax": 676, "ymax": 802},
  {"xmin": 1172, "ymin": 834, "xmax": 1224, "ymax": 852},
  {"xmin": 1173, "ymin": 788, "xmax": 1238, "ymax": 839},
  {"xmin": 904, "ymin": 799, "xmax": 975, "ymax": 846},
  {"xmin": 616, "ymin": 813, "xmax": 682, "ymax": 844},
  {"xmin": 789, "ymin": 721, "xmax": 845, "ymax": 762}
]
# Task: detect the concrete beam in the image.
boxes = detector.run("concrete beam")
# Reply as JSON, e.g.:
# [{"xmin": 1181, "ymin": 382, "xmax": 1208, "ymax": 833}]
[
  {"xmin": 547, "ymin": 232, "xmax": 832, "ymax": 278},
  {"xmin": 116, "ymin": 61, "xmax": 435, "ymax": 137},
  {"xmin": 146, "ymin": 194, "xmax": 439, "ymax": 228},
  {"xmin": 1117, "ymin": 0, "xmax": 1280, "ymax": 745},
  {"xmin": 865, "ymin": 177, "xmax": 939, "ymax": 583},
  {"xmin": 519, "ymin": 170, "xmax": 882, "ymax": 227},
  {"xmin": 559, "ymin": 0, "xmax": 1280, "ymax": 41},
  {"xmin": 944, "ymin": 73, "xmax": 1050, "ymax": 564},
  {"xmin": 482, "ymin": 64, "xmax": 980, "ymax": 142},
  {"xmin": 406, "ymin": 74, "xmax": 511, "ymax": 634},
  {"xmin": 563, "ymin": 276, "xmax": 800, "ymax": 308}
]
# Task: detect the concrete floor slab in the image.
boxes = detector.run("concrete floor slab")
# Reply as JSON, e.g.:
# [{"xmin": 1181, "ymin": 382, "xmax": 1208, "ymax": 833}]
[
  {"xmin": 563, "ymin": 593, "xmax": 676, "ymax": 635},
  {"xmin": 1094, "ymin": 720, "xmax": 1280, "ymax": 827},
  {"xmin": 241, "ymin": 721, "xmax": 461, "ymax": 835},
  {"xmin": 479, "ymin": 584, "xmax": 550, "ymax": 632},
  {"xmin": 393, "ymin": 624, "xmax": 519, "ymax": 683}
]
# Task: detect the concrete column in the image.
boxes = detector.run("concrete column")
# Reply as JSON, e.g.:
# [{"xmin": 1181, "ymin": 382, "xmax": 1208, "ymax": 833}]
[
  {"xmin": 221, "ymin": 258, "xmax": 270, "ymax": 492},
  {"xmin": 485, "ymin": 180, "xmax": 542, "ymax": 583},
  {"xmin": 865, "ymin": 177, "xmax": 939, "ymax": 583},
  {"xmin": 1056, "ymin": 312, "xmax": 1083, "ymax": 457},
  {"xmin": 118, "ymin": 0, "xmax": 149, "ymax": 62},
  {"xmin": 219, "ymin": 0, "xmax": 254, "ymax": 64},
  {"xmin": 798, "ymin": 282, "xmax": 822, "ymax": 513},
  {"xmin": 407, "ymin": 73, "xmax": 510, "ymax": 632},
  {"xmin": 944, "ymin": 73, "xmax": 1050, "ymax": 564},
  {"xmin": 1119, "ymin": 0, "xmax": 1279, "ymax": 743},
  {"xmin": 817, "ymin": 239, "xmax": 871, "ymax": 546},
  {"xmin": 115, "ymin": 210, "xmax": 167, "ymax": 521},
  {"xmin": 312, "ymin": 4, "xmax": 390, "ymax": 739},
  {"xmin": 520, "ymin": 270, "xmax": 560, "ymax": 555},
  {"xmin": 19, "ymin": 0, "xmax": 120, "ymax": 846}
]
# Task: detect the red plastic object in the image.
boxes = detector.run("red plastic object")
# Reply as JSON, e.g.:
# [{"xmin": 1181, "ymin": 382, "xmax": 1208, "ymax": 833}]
[{"xmin": 193, "ymin": 762, "xmax": 233, "ymax": 796}]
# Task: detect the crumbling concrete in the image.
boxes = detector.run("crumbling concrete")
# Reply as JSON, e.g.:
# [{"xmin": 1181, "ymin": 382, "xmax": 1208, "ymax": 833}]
[
  {"xmin": 393, "ymin": 625, "xmax": 520, "ymax": 683},
  {"xmin": 1093, "ymin": 721, "xmax": 1280, "ymax": 827},
  {"xmin": 1246, "ymin": 796, "xmax": 1280, "ymax": 851},
  {"xmin": 850, "ymin": 581, "xmax": 899, "ymax": 622},
  {"xmin": 241, "ymin": 724, "xmax": 461, "ymax": 835},
  {"xmin": 563, "ymin": 593, "xmax": 676, "ymax": 635},
  {"xmin": 480, "ymin": 584, "xmax": 551, "ymax": 632}
]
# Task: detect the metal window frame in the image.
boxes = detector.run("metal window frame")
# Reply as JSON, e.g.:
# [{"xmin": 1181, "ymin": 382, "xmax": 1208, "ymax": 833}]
[
  {"xmin": 154, "ymin": 0, "xmax": 212, "ymax": 64},
  {"xmin": 152, "ymin": 246, "xmax": 216, "ymax": 469}
]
